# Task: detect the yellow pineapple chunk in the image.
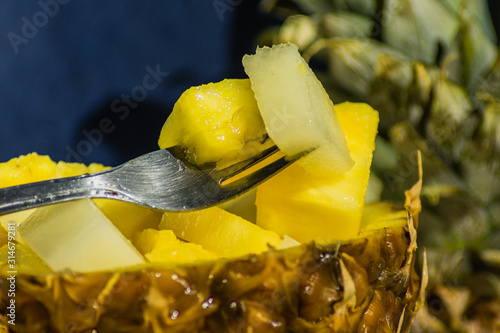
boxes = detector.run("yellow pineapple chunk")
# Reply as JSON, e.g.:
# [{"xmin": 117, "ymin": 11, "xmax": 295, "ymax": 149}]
[
  {"xmin": 136, "ymin": 228, "xmax": 217, "ymax": 264},
  {"xmin": 54, "ymin": 160, "xmax": 109, "ymax": 177},
  {"xmin": 0, "ymin": 152, "xmax": 108, "ymax": 188},
  {"xmin": 94, "ymin": 199, "xmax": 162, "ymax": 240},
  {"xmin": 158, "ymin": 79, "xmax": 268, "ymax": 166},
  {"xmin": 0, "ymin": 153, "xmax": 58, "ymax": 187},
  {"xmin": 159, "ymin": 206, "xmax": 282, "ymax": 258},
  {"xmin": 256, "ymin": 102, "xmax": 379, "ymax": 243},
  {"xmin": 360, "ymin": 202, "xmax": 408, "ymax": 233}
]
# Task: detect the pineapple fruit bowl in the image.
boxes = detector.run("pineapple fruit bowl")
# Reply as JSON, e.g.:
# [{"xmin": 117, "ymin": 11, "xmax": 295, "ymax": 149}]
[{"xmin": 0, "ymin": 44, "xmax": 424, "ymax": 332}]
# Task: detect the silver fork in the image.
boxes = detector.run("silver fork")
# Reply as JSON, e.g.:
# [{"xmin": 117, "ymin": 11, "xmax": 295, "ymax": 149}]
[{"xmin": 0, "ymin": 146, "xmax": 306, "ymax": 215}]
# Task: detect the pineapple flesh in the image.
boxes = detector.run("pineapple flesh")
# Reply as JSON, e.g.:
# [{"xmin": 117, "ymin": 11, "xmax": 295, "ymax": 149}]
[
  {"xmin": 0, "ymin": 43, "xmax": 423, "ymax": 332},
  {"xmin": 157, "ymin": 78, "xmax": 268, "ymax": 167},
  {"xmin": 159, "ymin": 206, "xmax": 282, "ymax": 258},
  {"xmin": 256, "ymin": 102, "xmax": 379, "ymax": 243}
]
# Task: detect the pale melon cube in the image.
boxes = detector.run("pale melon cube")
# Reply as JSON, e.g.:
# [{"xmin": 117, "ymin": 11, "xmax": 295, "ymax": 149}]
[
  {"xmin": 18, "ymin": 199, "xmax": 145, "ymax": 273},
  {"xmin": 242, "ymin": 43, "xmax": 353, "ymax": 175}
]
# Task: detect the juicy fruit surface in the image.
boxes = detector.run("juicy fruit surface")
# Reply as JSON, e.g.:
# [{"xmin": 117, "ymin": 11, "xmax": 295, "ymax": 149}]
[
  {"xmin": 158, "ymin": 79, "xmax": 267, "ymax": 166},
  {"xmin": 243, "ymin": 43, "xmax": 353, "ymax": 175},
  {"xmin": 0, "ymin": 152, "xmax": 108, "ymax": 188},
  {"xmin": 256, "ymin": 102, "xmax": 379, "ymax": 243},
  {"xmin": 160, "ymin": 206, "xmax": 282, "ymax": 258},
  {"xmin": 136, "ymin": 229, "xmax": 217, "ymax": 263}
]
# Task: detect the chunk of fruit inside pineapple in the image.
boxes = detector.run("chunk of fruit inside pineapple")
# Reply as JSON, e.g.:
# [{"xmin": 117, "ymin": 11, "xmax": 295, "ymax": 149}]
[
  {"xmin": 94, "ymin": 199, "xmax": 162, "ymax": 240},
  {"xmin": 0, "ymin": 153, "xmax": 57, "ymax": 187},
  {"xmin": 159, "ymin": 206, "xmax": 282, "ymax": 258},
  {"xmin": 158, "ymin": 79, "xmax": 268, "ymax": 166},
  {"xmin": 0, "ymin": 152, "xmax": 108, "ymax": 188},
  {"xmin": 18, "ymin": 199, "xmax": 145, "ymax": 273},
  {"xmin": 136, "ymin": 228, "xmax": 217, "ymax": 264},
  {"xmin": 359, "ymin": 202, "xmax": 408, "ymax": 233},
  {"xmin": 256, "ymin": 102, "xmax": 379, "ymax": 243},
  {"xmin": 242, "ymin": 43, "xmax": 353, "ymax": 175}
]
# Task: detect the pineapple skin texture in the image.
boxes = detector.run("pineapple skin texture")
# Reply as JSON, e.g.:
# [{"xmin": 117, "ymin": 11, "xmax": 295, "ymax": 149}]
[{"xmin": 256, "ymin": 102, "xmax": 379, "ymax": 243}]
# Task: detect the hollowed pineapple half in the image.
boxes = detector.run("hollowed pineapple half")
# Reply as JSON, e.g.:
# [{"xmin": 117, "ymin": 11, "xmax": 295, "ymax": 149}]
[{"xmin": 0, "ymin": 44, "xmax": 424, "ymax": 332}]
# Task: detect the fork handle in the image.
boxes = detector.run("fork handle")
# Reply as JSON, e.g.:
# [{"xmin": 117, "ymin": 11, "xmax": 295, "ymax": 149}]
[{"xmin": 0, "ymin": 173, "xmax": 129, "ymax": 216}]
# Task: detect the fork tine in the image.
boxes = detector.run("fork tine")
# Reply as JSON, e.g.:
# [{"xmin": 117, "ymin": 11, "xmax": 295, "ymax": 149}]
[
  {"xmin": 220, "ymin": 149, "xmax": 309, "ymax": 194},
  {"xmin": 214, "ymin": 145, "xmax": 280, "ymax": 182}
]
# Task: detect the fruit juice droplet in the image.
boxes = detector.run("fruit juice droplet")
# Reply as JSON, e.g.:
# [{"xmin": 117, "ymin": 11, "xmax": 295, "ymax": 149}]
[
  {"xmin": 201, "ymin": 297, "xmax": 214, "ymax": 309},
  {"xmin": 170, "ymin": 309, "xmax": 180, "ymax": 320},
  {"xmin": 319, "ymin": 252, "xmax": 332, "ymax": 262}
]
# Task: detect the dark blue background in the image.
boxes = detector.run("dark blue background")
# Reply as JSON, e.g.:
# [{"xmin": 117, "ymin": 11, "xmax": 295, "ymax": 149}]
[
  {"xmin": 0, "ymin": 1, "xmax": 498, "ymax": 166},
  {"xmin": 0, "ymin": 1, "xmax": 270, "ymax": 166}
]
